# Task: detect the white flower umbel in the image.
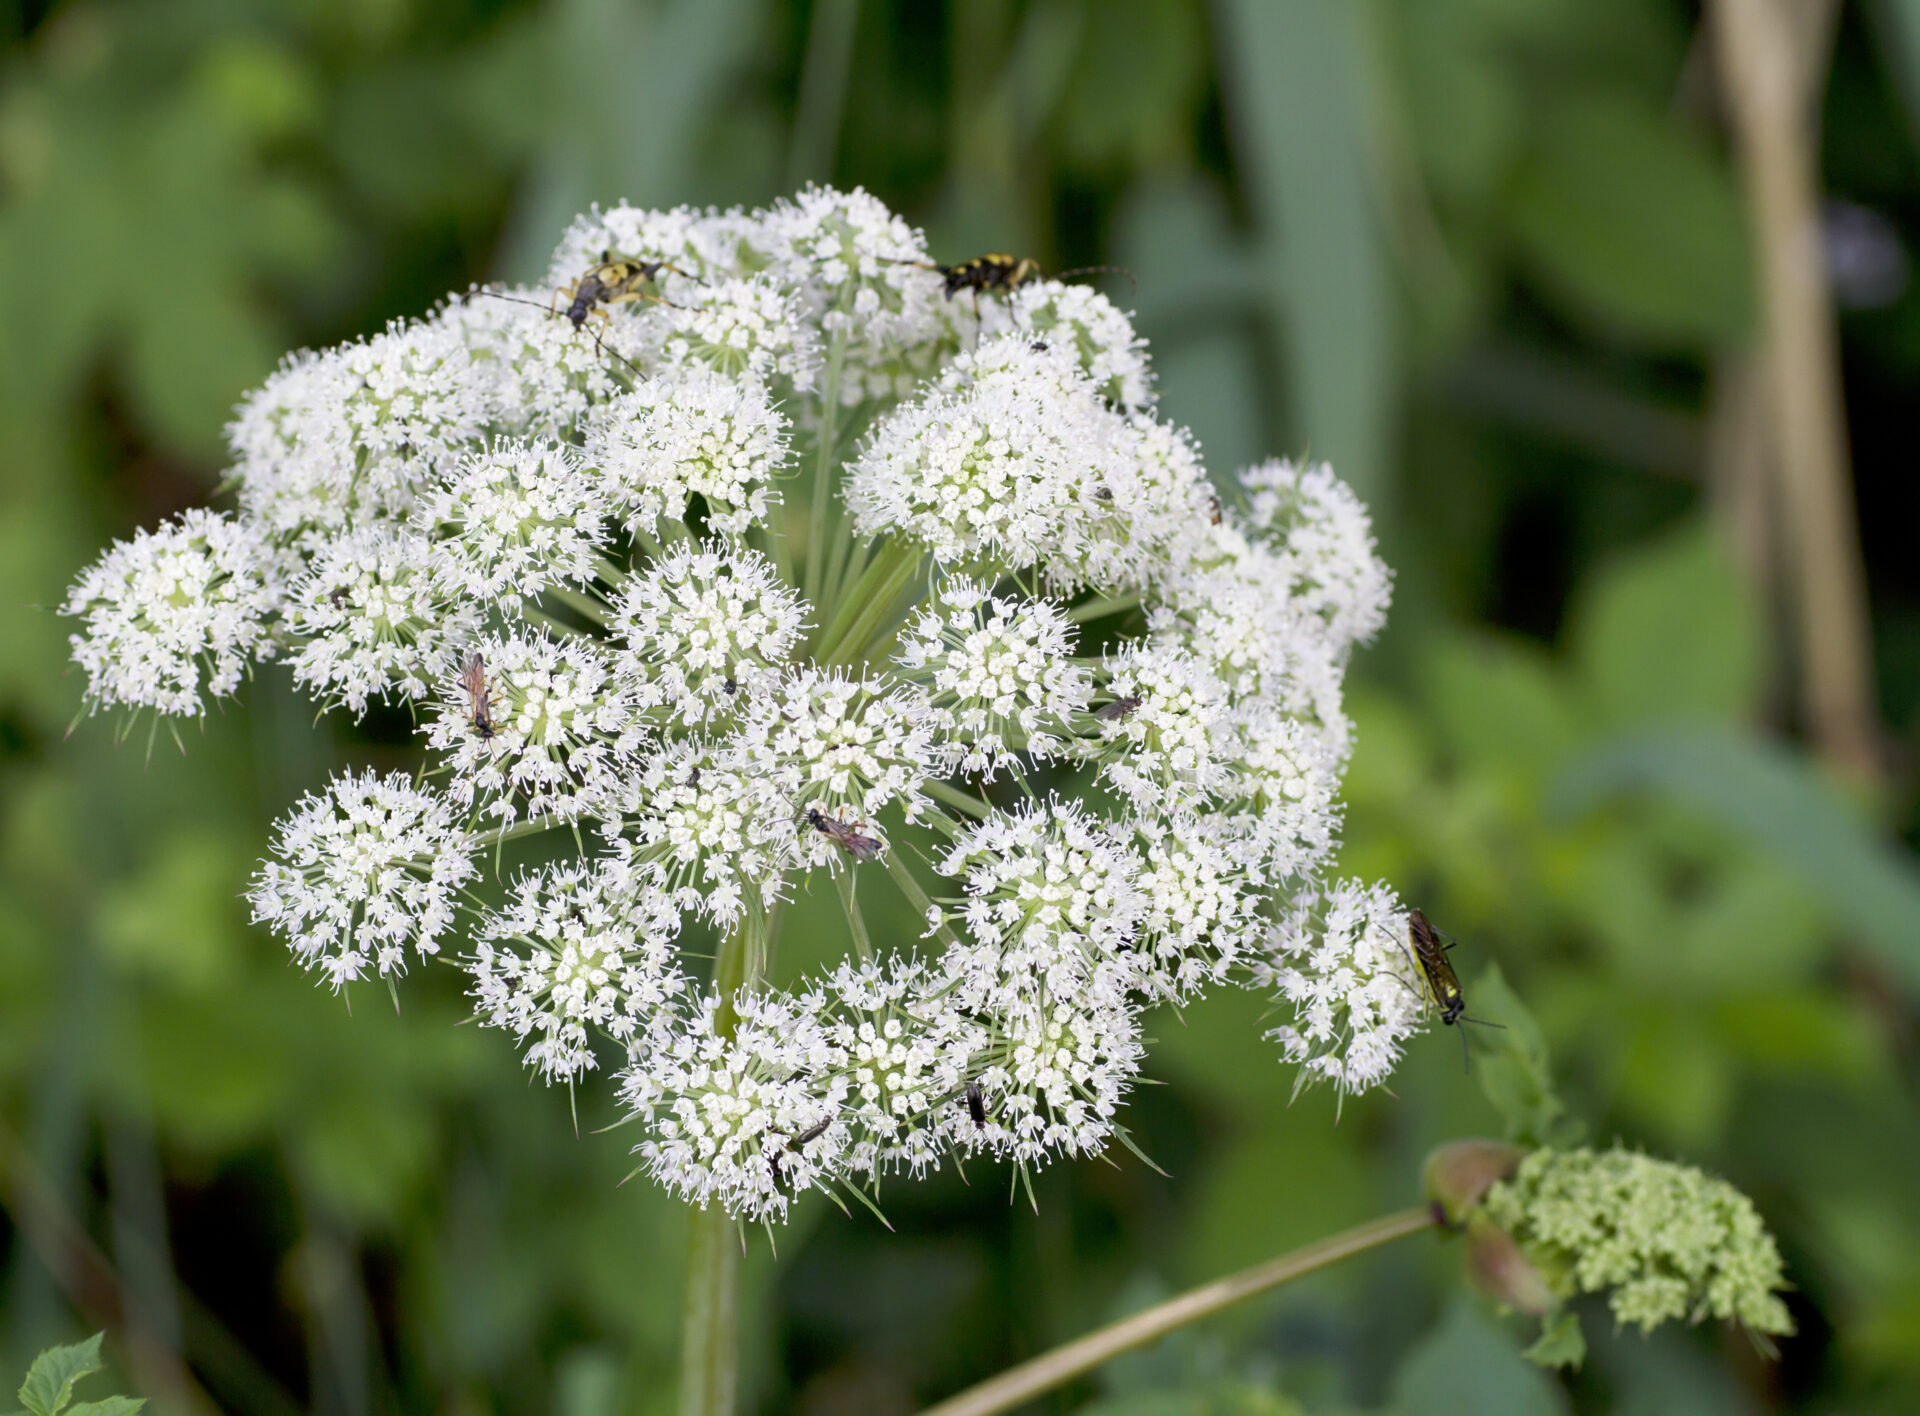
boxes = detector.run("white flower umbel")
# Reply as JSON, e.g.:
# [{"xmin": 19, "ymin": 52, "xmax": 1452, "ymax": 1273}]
[
  {"xmin": 69, "ymin": 186, "xmax": 1403, "ymax": 1223},
  {"xmin": 845, "ymin": 335, "xmax": 1128, "ymax": 579},
  {"xmin": 657, "ymin": 275, "xmax": 821, "ymax": 394},
  {"xmin": 986, "ymin": 279, "xmax": 1153, "ymax": 412},
  {"xmin": 611, "ymin": 541, "xmax": 806, "ymax": 724},
  {"xmin": 286, "ymin": 525, "xmax": 478, "ymax": 714},
  {"xmin": 468, "ymin": 857, "xmax": 688, "ymax": 1082},
  {"xmin": 760, "ymin": 185, "xmax": 964, "ymax": 402},
  {"xmin": 249, "ymin": 770, "xmax": 477, "ymax": 990},
  {"xmin": 896, "ymin": 577, "xmax": 1089, "ymax": 773},
  {"xmin": 423, "ymin": 440, "xmax": 611, "ymax": 607},
  {"xmin": 586, "ymin": 369, "xmax": 789, "ymax": 537},
  {"xmin": 1254, "ymin": 880, "xmax": 1429, "ymax": 1097},
  {"xmin": 230, "ymin": 318, "xmax": 491, "ymax": 538},
  {"xmin": 738, "ymin": 670, "xmax": 933, "ymax": 840},
  {"xmin": 429, "ymin": 629, "xmax": 645, "ymax": 825},
  {"xmin": 64, "ymin": 509, "xmax": 283, "ymax": 720},
  {"xmin": 1240, "ymin": 458, "xmax": 1393, "ymax": 657}
]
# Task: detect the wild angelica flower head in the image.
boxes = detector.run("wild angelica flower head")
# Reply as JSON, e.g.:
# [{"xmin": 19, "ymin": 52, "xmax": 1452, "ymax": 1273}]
[
  {"xmin": 63, "ymin": 509, "xmax": 284, "ymax": 720},
  {"xmin": 248, "ymin": 770, "xmax": 478, "ymax": 990},
  {"xmin": 1481, "ymin": 1147, "xmax": 1793, "ymax": 1340},
  {"xmin": 67, "ymin": 186, "xmax": 1410, "ymax": 1221},
  {"xmin": 1254, "ymin": 880, "xmax": 1430, "ymax": 1096}
]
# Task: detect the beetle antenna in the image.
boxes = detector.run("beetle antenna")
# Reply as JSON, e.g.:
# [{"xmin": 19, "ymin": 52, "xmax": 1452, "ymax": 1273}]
[
  {"xmin": 468, "ymin": 286, "xmax": 648, "ymax": 380},
  {"xmin": 1051, "ymin": 263, "xmax": 1137, "ymax": 293}
]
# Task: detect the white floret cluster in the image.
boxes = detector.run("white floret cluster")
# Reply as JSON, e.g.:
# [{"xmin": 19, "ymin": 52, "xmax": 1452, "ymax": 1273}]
[{"xmin": 65, "ymin": 187, "xmax": 1419, "ymax": 1222}]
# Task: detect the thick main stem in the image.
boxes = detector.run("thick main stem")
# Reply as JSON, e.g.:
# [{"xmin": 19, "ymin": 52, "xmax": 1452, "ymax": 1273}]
[
  {"xmin": 915, "ymin": 1205, "xmax": 1437, "ymax": 1416},
  {"xmin": 677, "ymin": 905, "xmax": 763, "ymax": 1416}
]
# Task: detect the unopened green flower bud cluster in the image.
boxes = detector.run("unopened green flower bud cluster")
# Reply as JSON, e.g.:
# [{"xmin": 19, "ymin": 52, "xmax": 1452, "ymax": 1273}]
[{"xmin": 1482, "ymin": 1146, "xmax": 1792, "ymax": 1339}]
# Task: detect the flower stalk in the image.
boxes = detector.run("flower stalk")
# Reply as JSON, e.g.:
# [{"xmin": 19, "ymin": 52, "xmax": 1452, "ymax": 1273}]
[
  {"xmin": 916, "ymin": 1205, "xmax": 1438, "ymax": 1416},
  {"xmin": 678, "ymin": 903, "xmax": 763, "ymax": 1416}
]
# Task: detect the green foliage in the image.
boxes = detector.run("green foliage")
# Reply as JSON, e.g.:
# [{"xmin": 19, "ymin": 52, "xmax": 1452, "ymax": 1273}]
[
  {"xmin": 9, "ymin": 1334, "xmax": 141, "ymax": 1416},
  {"xmin": 1387, "ymin": 1299, "xmax": 1566, "ymax": 1416},
  {"xmin": 1466, "ymin": 965, "xmax": 1583, "ymax": 1150},
  {"xmin": 1506, "ymin": 90, "xmax": 1754, "ymax": 347}
]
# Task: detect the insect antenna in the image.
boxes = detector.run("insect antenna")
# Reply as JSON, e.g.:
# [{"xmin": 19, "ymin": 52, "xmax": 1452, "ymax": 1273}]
[
  {"xmin": 1050, "ymin": 263, "xmax": 1138, "ymax": 294},
  {"xmin": 466, "ymin": 285, "xmax": 649, "ymax": 380}
]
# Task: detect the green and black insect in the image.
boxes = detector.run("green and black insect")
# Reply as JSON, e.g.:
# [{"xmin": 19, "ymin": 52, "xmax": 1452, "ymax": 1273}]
[
  {"xmin": 554, "ymin": 250, "xmax": 693, "ymax": 328},
  {"xmin": 1405, "ymin": 908, "xmax": 1504, "ymax": 1070},
  {"xmin": 471, "ymin": 249, "xmax": 694, "ymax": 377},
  {"xmin": 885, "ymin": 252, "xmax": 1136, "ymax": 315}
]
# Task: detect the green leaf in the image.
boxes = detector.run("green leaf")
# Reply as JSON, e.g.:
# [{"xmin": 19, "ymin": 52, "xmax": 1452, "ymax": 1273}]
[
  {"xmin": 1212, "ymin": 0, "xmax": 1395, "ymax": 505},
  {"xmin": 1389, "ymin": 1298, "xmax": 1567, "ymax": 1416},
  {"xmin": 1568, "ymin": 524, "xmax": 1764, "ymax": 729},
  {"xmin": 1522, "ymin": 1310, "xmax": 1588, "ymax": 1370},
  {"xmin": 17, "ymin": 1334, "xmax": 104, "ymax": 1416},
  {"xmin": 1550, "ymin": 726, "xmax": 1920, "ymax": 989},
  {"xmin": 1506, "ymin": 88, "xmax": 1754, "ymax": 347},
  {"xmin": 65, "ymin": 1398, "xmax": 145, "ymax": 1416},
  {"xmin": 1423, "ymin": 630, "xmax": 1580, "ymax": 780},
  {"xmin": 1466, "ymin": 964, "xmax": 1582, "ymax": 1149}
]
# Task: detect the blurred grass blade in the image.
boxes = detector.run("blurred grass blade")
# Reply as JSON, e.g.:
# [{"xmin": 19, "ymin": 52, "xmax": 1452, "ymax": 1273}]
[
  {"xmin": 1211, "ymin": 0, "xmax": 1394, "ymax": 507},
  {"xmin": 499, "ymin": 0, "xmax": 759, "ymax": 281},
  {"xmin": 787, "ymin": 0, "xmax": 860, "ymax": 187},
  {"xmin": 1550, "ymin": 726, "xmax": 1920, "ymax": 988}
]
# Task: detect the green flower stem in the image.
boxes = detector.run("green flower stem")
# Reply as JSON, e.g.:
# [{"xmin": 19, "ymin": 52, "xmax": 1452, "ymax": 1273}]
[
  {"xmin": 814, "ymin": 537, "xmax": 923, "ymax": 667},
  {"xmin": 882, "ymin": 846, "xmax": 962, "ymax": 950},
  {"xmin": 1067, "ymin": 591, "xmax": 1142, "ymax": 624},
  {"xmin": 915, "ymin": 1205, "xmax": 1438, "ymax": 1416},
  {"xmin": 804, "ymin": 328, "xmax": 850, "ymax": 606},
  {"xmin": 538, "ymin": 583, "xmax": 611, "ymax": 628},
  {"xmin": 678, "ymin": 903, "xmax": 765, "ymax": 1416},
  {"xmin": 679, "ymin": 1203, "xmax": 740, "ymax": 1416},
  {"xmin": 924, "ymin": 778, "xmax": 993, "ymax": 821}
]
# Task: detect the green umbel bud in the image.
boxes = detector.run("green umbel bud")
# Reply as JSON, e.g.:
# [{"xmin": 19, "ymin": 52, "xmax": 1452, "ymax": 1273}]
[{"xmin": 1481, "ymin": 1146, "xmax": 1793, "ymax": 1339}]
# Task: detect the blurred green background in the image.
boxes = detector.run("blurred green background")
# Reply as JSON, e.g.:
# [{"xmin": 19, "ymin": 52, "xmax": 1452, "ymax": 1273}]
[{"xmin": 5, "ymin": 1, "xmax": 1920, "ymax": 1413}]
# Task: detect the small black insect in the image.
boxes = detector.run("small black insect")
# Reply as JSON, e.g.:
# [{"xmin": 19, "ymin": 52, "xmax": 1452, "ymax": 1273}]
[
  {"xmin": 684, "ymin": 766, "xmax": 702, "ymax": 790},
  {"xmin": 1093, "ymin": 484, "xmax": 1114, "ymax": 504},
  {"xmin": 1094, "ymin": 696, "xmax": 1143, "ymax": 723},
  {"xmin": 1207, "ymin": 491, "xmax": 1223, "ymax": 526},
  {"xmin": 769, "ymin": 1115, "xmax": 834, "ymax": 1187},
  {"xmin": 805, "ymin": 807, "xmax": 883, "ymax": 862},
  {"xmin": 787, "ymin": 1116, "xmax": 832, "ymax": 1151},
  {"xmin": 965, "ymin": 1080, "xmax": 987, "ymax": 1130},
  {"xmin": 1405, "ymin": 908, "xmax": 1504, "ymax": 1071},
  {"xmin": 722, "ymin": 677, "xmax": 738, "ymax": 696}
]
